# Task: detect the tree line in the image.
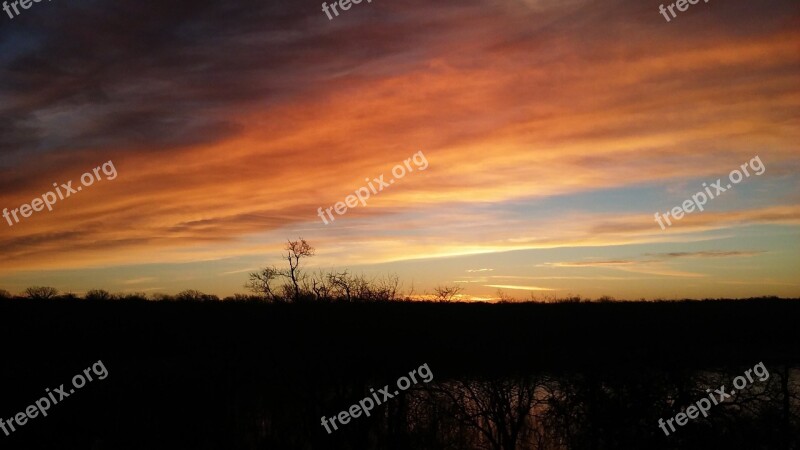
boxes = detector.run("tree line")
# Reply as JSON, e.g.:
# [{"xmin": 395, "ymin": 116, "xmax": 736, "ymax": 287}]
[{"xmin": 0, "ymin": 239, "xmax": 465, "ymax": 303}]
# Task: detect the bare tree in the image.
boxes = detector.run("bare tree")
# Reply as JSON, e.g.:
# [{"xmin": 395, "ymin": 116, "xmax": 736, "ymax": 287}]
[
  {"xmin": 284, "ymin": 238, "xmax": 315, "ymax": 301},
  {"xmin": 328, "ymin": 270, "xmax": 354, "ymax": 302},
  {"xmin": 496, "ymin": 289, "xmax": 514, "ymax": 302},
  {"xmin": 0, "ymin": 289, "xmax": 11, "ymax": 299},
  {"xmin": 246, "ymin": 266, "xmax": 282, "ymax": 301},
  {"xmin": 432, "ymin": 377, "xmax": 544, "ymax": 450},
  {"xmin": 310, "ymin": 269, "xmax": 331, "ymax": 301},
  {"xmin": 279, "ymin": 283, "xmax": 296, "ymax": 300},
  {"xmin": 24, "ymin": 286, "xmax": 59, "ymax": 300},
  {"xmin": 434, "ymin": 285, "xmax": 463, "ymax": 302},
  {"xmin": 405, "ymin": 281, "xmax": 416, "ymax": 301},
  {"xmin": 247, "ymin": 238, "xmax": 316, "ymax": 302},
  {"xmin": 376, "ymin": 273, "xmax": 400, "ymax": 301},
  {"xmin": 352, "ymin": 273, "xmax": 373, "ymax": 301}
]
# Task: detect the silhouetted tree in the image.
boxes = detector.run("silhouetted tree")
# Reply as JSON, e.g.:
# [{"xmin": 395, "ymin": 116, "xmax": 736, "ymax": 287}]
[
  {"xmin": 246, "ymin": 266, "xmax": 281, "ymax": 301},
  {"xmin": 328, "ymin": 270, "xmax": 355, "ymax": 302},
  {"xmin": 85, "ymin": 289, "xmax": 113, "ymax": 300},
  {"xmin": 351, "ymin": 273, "xmax": 373, "ymax": 301},
  {"xmin": 434, "ymin": 284, "xmax": 463, "ymax": 302},
  {"xmin": 0, "ymin": 289, "xmax": 11, "ymax": 299},
  {"xmin": 176, "ymin": 290, "xmax": 219, "ymax": 302},
  {"xmin": 114, "ymin": 292, "xmax": 148, "ymax": 301},
  {"xmin": 373, "ymin": 274, "xmax": 400, "ymax": 301},
  {"xmin": 432, "ymin": 377, "xmax": 543, "ymax": 450},
  {"xmin": 496, "ymin": 289, "xmax": 514, "ymax": 302},
  {"xmin": 283, "ymin": 238, "xmax": 314, "ymax": 301},
  {"xmin": 24, "ymin": 286, "xmax": 59, "ymax": 299},
  {"xmin": 278, "ymin": 283, "xmax": 296, "ymax": 301},
  {"xmin": 310, "ymin": 269, "xmax": 332, "ymax": 301},
  {"xmin": 224, "ymin": 294, "xmax": 265, "ymax": 302},
  {"xmin": 249, "ymin": 238, "xmax": 315, "ymax": 302}
]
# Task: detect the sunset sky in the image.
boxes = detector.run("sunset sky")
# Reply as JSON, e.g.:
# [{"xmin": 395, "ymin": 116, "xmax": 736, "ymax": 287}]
[{"xmin": 0, "ymin": 0, "xmax": 798, "ymax": 299}]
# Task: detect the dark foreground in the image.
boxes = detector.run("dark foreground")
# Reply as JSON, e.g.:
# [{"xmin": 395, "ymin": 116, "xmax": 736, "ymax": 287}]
[{"xmin": 0, "ymin": 298, "xmax": 798, "ymax": 450}]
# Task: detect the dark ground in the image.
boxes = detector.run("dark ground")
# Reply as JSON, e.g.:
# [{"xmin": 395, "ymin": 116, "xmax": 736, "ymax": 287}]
[{"xmin": 0, "ymin": 297, "xmax": 798, "ymax": 449}]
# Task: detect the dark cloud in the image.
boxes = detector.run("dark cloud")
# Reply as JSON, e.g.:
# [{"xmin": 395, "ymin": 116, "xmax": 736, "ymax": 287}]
[
  {"xmin": 0, "ymin": 116, "xmax": 41, "ymax": 157},
  {"xmin": 2, "ymin": 0, "xmax": 795, "ymax": 166},
  {"xmin": 0, "ymin": 229, "xmax": 87, "ymax": 257},
  {"xmin": 0, "ymin": 0, "xmax": 430, "ymax": 160},
  {"xmin": 553, "ymin": 251, "xmax": 766, "ymax": 268}
]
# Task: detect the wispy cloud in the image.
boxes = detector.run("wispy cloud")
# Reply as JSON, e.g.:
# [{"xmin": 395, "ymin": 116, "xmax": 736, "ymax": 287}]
[
  {"xmin": 490, "ymin": 275, "xmax": 641, "ymax": 281},
  {"xmin": 484, "ymin": 284, "xmax": 555, "ymax": 291},
  {"xmin": 645, "ymin": 251, "xmax": 765, "ymax": 259},
  {"xmin": 219, "ymin": 267, "xmax": 258, "ymax": 276},
  {"xmin": 539, "ymin": 257, "xmax": 711, "ymax": 278},
  {"xmin": 121, "ymin": 277, "xmax": 157, "ymax": 285},
  {"xmin": 545, "ymin": 260, "xmax": 635, "ymax": 268}
]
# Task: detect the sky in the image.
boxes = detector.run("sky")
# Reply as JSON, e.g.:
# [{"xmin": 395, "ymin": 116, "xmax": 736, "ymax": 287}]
[{"xmin": 0, "ymin": 0, "xmax": 798, "ymax": 299}]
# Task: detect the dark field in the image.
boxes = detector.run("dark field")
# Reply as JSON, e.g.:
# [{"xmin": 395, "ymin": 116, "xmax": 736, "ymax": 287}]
[{"xmin": 1, "ymin": 297, "xmax": 798, "ymax": 449}]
